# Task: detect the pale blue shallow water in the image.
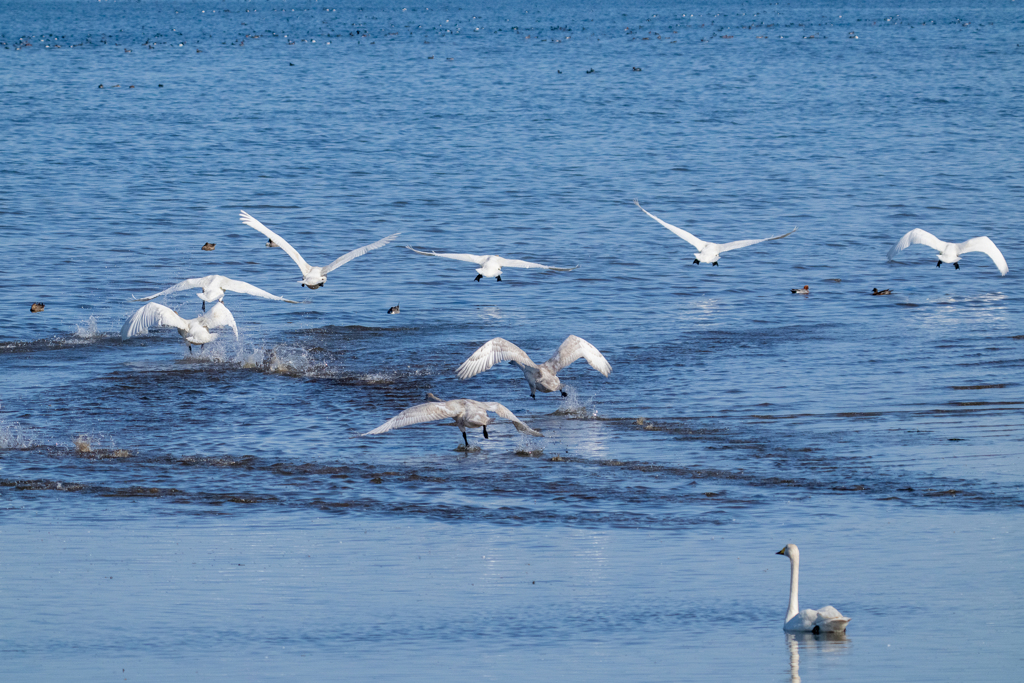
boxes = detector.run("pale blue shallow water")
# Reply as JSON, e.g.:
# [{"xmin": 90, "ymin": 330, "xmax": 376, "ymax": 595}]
[{"xmin": 1, "ymin": 0, "xmax": 1023, "ymax": 680}]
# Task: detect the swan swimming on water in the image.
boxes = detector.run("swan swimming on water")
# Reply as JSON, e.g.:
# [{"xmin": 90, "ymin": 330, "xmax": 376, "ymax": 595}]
[
  {"xmin": 121, "ymin": 301, "xmax": 238, "ymax": 353},
  {"xmin": 134, "ymin": 274, "xmax": 299, "ymax": 311},
  {"xmin": 776, "ymin": 544, "xmax": 850, "ymax": 634},
  {"xmin": 405, "ymin": 247, "xmax": 579, "ymax": 281},
  {"xmin": 635, "ymin": 200, "xmax": 797, "ymax": 265},
  {"xmin": 886, "ymin": 228, "xmax": 1008, "ymax": 275},
  {"xmin": 239, "ymin": 210, "xmax": 400, "ymax": 289},
  {"xmin": 364, "ymin": 393, "xmax": 543, "ymax": 446},
  {"xmin": 456, "ymin": 336, "xmax": 612, "ymax": 399}
]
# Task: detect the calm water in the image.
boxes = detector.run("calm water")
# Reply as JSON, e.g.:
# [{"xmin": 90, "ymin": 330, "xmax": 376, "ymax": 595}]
[{"xmin": 1, "ymin": 0, "xmax": 1022, "ymax": 680}]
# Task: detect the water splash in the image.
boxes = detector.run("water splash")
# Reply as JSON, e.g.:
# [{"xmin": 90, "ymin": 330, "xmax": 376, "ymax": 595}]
[
  {"xmin": 74, "ymin": 316, "xmax": 100, "ymax": 339},
  {"xmin": 0, "ymin": 414, "xmax": 34, "ymax": 449},
  {"xmin": 553, "ymin": 386, "xmax": 599, "ymax": 419}
]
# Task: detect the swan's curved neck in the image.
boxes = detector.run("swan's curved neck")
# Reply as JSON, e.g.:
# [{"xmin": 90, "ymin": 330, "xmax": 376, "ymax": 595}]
[{"xmin": 786, "ymin": 552, "xmax": 800, "ymax": 623}]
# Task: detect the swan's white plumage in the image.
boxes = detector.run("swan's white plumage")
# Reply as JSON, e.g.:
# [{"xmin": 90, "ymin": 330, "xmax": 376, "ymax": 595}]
[
  {"xmin": 239, "ymin": 210, "xmax": 400, "ymax": 288},
  {"xmin": 364, "ymin": 398, "xmax": 543, "ymax": 440},
  {"xmin": 887, "ymin": 228, "xmax": 1008, "ymax": 275},
  {"xmin": 405, "ymin": 247, "xmax": 578, "ymax": 279},
  {"xmin": 135, "ymin": 274, "xmax": 299, "ymax": 304},
  {"xmin": 456, "ymin": 336, "xmax": 611, "ymax": 398},
  {"xmin": 635, "ymin": 200, "xmax": 796, "ymax": 264},
  {"xmin": 777, "ymin": 544, "xmax": 850, "ymax": 634},
  {"xmin": 121, "ymin": 301, "xmax": 238, "ymax": 346}
]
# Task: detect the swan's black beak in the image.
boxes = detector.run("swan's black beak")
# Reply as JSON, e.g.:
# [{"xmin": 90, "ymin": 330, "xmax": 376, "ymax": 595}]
[{"xmin": 776, "ymin": 548, "xmax": 786, "ymax": 555}]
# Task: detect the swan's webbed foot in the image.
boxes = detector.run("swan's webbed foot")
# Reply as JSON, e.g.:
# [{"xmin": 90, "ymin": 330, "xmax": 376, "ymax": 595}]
[
  {"xmin": 712, "ymin": 261, "xmax": 719, "ymax": 266},
  {"xmin": 954, "ymin": 262, "xmax": 960, "ymax": 270},
  {"xmin": 812, "ymin": 625, "xmax": 820, "ymax": 635},
  {"xmin": 936, "ymin": 261, "xmax": 941, "ymax": 268},
  {"xmin": 495, "ymin": 276, "xmax": 501, "ymax": 282},
  {"xmin": 462, "ymin": 432, "xmax": 469, "ymax": 446},
  {"xmin": 693, "ymin": 259, "xmax": 700, "ymax": 265},
  {"xmin": 474, "ymin": 274, "xmax": 483, "ymax": 282},
  {"xmin": 483, "ymin": 425, "xmax": 489, "ymax": 439},
  {"xmin": 531, "ymin": 394, "xmax": 536, "ymax": 399},
  {"xmin": 561, "ymin": 390, "xmax": 567, "ymax": 397}
]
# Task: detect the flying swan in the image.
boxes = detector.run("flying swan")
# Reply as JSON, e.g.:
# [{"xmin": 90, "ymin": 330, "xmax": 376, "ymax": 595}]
[
  {"xmin": 886, "ymin": 228, "xmax": 1008, "ymax": 276},
  {"xmin": 456, "ymin": 336, "xmax": 612, "ymax": 399},
  {"xmin": 239, "ymin": 210, "xmax": 400, "ymax": 289},
  {"xmin": 121, "ymin": 301, "xmax": 238, "ymax": 353},
  {"xmin": 134, "ymin": 274, "xmax": 299, "ymax": 311},
  {"xmin": 364, "ymin": 394, "xmax": 543, "ymax": 446},
  {"xmin": 776, "ymin": 544, "xmax": 850, "ymax": 634},
  {"xmin": 635, "ymin": 200, "xmax": 797, "ymax": 265},
  {"xmin": 405, "ymin": 247, "xmax": 579, "ymax": 281}
]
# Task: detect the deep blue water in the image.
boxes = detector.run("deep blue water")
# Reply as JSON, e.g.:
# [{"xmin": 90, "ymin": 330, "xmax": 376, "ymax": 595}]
[{"xmin": 1, "ymin": 1, "xmax": 1023, "ymax": 680}]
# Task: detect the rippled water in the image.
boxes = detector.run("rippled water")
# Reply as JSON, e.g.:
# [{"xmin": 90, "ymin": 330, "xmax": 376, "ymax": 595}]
[{"xmin": 2, "ymin": 1, "xmax": 1022, "ymax": 680}]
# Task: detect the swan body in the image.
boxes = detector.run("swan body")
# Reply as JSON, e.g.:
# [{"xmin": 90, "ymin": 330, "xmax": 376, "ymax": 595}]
[
  {"xmin": 405, "ymin": 247, "xmax": 578, "ymax": 281},
  {"xmin": 239, "ymin": 210, "xmax": 400, "ymax": 289},
  {"xmin": 777, "ymin": 544, "xmax": 850, "ymax": 634},
  {"xmin": 364, "ymin": 394, "xmax": 543, "ymax": 446},
  {"xmin": 887, "ymin": 228, "xmax": 1008, "ymax": 276},
  {"xmin": 456, "ymin": 335, "xmax": 612, "ymax": 399},
  {"xmin": 635, "ymin": 200, "xmax": 796, "ymax": 265},
  {"xmin": 134, "ymin": 274, "xmax": 299, "ymax": 311},
  {"xmin": 121, "ymin": 301, "xmax": 238, "ymax": 352}
]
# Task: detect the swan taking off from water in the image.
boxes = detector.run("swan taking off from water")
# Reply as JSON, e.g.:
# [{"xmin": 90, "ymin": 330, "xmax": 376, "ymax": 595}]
[
  {"xmin": 776, "ymin": 544, "xmax": 850, "ymax": 634},
  {"xmin": 239, "ymin": 210, "xmax": 400, "ymax": 289},
  {"xmin": 121, "ymin": 301, "xmax": 238, "ymax": 353},
  {"xmin": 134, "ymin": 274, "xmax": 299, "ymax": 311},
  {"xmin": 886, "ymin": 228, "xmax": 1008, "ymax": 276},
  {"xmin": 635, "ymin": 200, "xmax": 797, "ymax": 266},
  {"xmin": 364, "ymin": 394, "xmax": 543, "ymax": 446},
  {"xmin": 457, "ymin": 336, "xmax": 612, "ymax": 399},
  {"xmin": 405, "ymin": 247, "xmax": 579, "ymax": 281}
]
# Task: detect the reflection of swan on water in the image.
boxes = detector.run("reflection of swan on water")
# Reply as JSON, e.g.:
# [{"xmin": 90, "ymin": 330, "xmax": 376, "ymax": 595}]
[
  {"xmin": 787, "ymin": 633, "xmax": 801, "ymax": 683},
  {"xmin": 777, "ymin": 544, "xmax": 850, "ymax": 633},
  {"xmin": 785, "ymin": 631, "xmax": 851, "ymax": 683}
]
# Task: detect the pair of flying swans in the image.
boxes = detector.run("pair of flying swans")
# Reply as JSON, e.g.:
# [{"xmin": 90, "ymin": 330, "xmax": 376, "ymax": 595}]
[
  {"xmin": 777, "ymin": 544, "xmax": 850, "ymax": 634},
  {"xmin": 240, "ymin": 210, "xmax": 401, "ymax": 289},
  {"xmin": 134, "ymin": 274, "xmax": 299, "ymax": 311},
  {"xmin": 364, "ymin": 393, "xmax": 542, "ymax": 446},
  {"xmin": 887, "ymin": 228, "xmax": 1008, "ymax": 276},
  {"xmin": 456, "ymin": 336, "xmax": 612, "ymax": 399},
  {"xmin": 121, "ymin": 301, "xmax": 238, "ymax": 353},
  {"xmin": 405, "ymin": 247, "xmax": 578, "ymax": 281},
  {"xmin": 635, "ymin": 200, "xmax": 797, "ymax": 265}
]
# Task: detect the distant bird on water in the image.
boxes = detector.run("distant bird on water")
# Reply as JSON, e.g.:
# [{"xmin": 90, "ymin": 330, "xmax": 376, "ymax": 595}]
[
  {"xmin": 405, "ymin": 247, "xmax": 579, "ymax": 282},
  {"xmin": 456, "ymin": 335, "xmax": 612, "ymax": 399},
  {"xmin": 791, "ymin": 285, "xmax": 809, "ymax": 294},
  {"xmin": 121, "ymin": 301, "xmax": 237, "ymax": 353},
  {"xmin": 240, "ymin": 211, "xmax": 400, "ymax": 289},
  {"xmin": 266, "ymin": 238, "xmax": 279, "ymax": 248},
  {"xmin": 364, "ymin": 393, "xmax": 543, "ymax": 446},
  {"xmin": 871, "ymin": 288, "xmax": 893, "ymax": 296},
  {"xmin": 134, "ymin": 274, "xmax": 299, "ymax": 311},
  {"xmin": 201, "ymin": 242, "xmax": 216, "ymax": 251},
  {"xmin": 887, "ymin": 228, "xmax": 1008, "ymax": 276},
  {"xmin": 388, "ymin": 303, "xmax": 400, "ymax": 314},
  {"xmin": 30, "ymin": 302, "xmax": 45, "ymax": 312},
  {"xmin": 635, "ymin": 200, "xmax": 797, "ymax": 266}
]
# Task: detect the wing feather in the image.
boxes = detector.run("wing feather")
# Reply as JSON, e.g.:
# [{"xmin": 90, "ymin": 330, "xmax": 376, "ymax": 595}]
[
  {"xmin": 456, "ymin": 338, "xmax": 536, "ymax": 380},
  {"xmin": 239, "ymin": 211, "xmax": 313, "ymax": 275},
  {"xmin": 322, "ymin": 233, "xmax": 401, "ymax": 275},
  {"xmin": 198, "ymin": 302, "xmax": 238, "ymax": 339},
  {"xmin": 543, "ymin": 335, "xmax": 612, "ymax": 376},
  {"xmin": 483, "ymin": 402, "xmax": 543, "ymax": 437},
  {"xmin": 493, "ymin": 257, "xmax": 579, "ymax": 271},
  {"xmin": 364, "ymin": 401, "xmax": 459, "ymax": 435},
  {"xmin": 717, "ymin": 227, "xmax": 797, "ymax": 254},
  {"xmin": 121, "ymin": 303, "xmax": 188, "ymax": 340},
  {"xmin": 887, "ymin": 228, "xmax": 948, "ymax": 260},
  {"xmin": 635, "ymin": 200, "xmax": 707, "ymax": 250},
  {"xmin": 956, "ymin": 236, "xmax": 1008, "ymax": 276},
  {"xmin": 405, "ymin": 247, "xmax": 487, "ymax": 265},
  {"xmin": 219, "ymin": 277, "xmax": 300, "ymax": 303},
  {"xmin": 134, "ymin": 275, "xmax": 217, "ymax": 301}
]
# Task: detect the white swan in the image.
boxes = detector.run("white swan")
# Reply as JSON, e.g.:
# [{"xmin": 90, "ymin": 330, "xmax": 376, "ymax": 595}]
[
  {"xmin": 239, "ymin": 210, "xmax": 400, "ymax": 289},
  {"xmin": 777, "ymin": 544, "xmax": 850, "ymax": 633},
  {"xmin": 134, "ymin": 274, "xmax": 299, "ymax": 311},
  {"xmin": 364, "ymin": 394, "xmax": 543, "ymax": 446},
  {"xmin": 405, "ymin": 247, "xmax": 579, "ymax": 281},
  {"xmin": 121, "ymin": 301, "xmax": 238, "ymax": 353},
  {"xmin": 887, "ymin": 228, "xmax": 1008, "ymax": 275},
  {"xmin": 635, "ymin": 200, "xmax": 797, "ymax": 265},
  {"xmin": 456, "ymin": 336, "xmax": 611, "ymax": 399}
]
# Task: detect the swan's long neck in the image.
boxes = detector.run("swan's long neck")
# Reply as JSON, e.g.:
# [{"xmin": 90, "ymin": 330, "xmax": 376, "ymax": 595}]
[{"xmin": 786, "ymin": 551, "xmax": 800, "ymax": 623}]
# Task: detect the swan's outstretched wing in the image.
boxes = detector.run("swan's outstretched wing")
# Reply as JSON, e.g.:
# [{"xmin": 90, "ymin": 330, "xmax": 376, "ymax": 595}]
[
  {"xmin": 717, "ymin": 227, "xmax": 798, "ymax": 254},
  {"xmin": 218, "ymin": 276, "xmax": 301, "ymax": 303},
  {"xmin": 198, "ymin": 302, "xmax": 238, "ymax": 339},
  {"xmin": 635, "ymin": 200, "xmax": 707, "ymax": 250},
  {"xmin": 493, "ymin": 257, "xmax": 579, "ymax": 272},
  {"xmin": 543, "ymin": 335, "xmax": 612, "ymax": 376},
  {"xmin": 886, "ymin": 228, "xmax": 947, "ymax": 260},
  {"xmin": 364, "ymin": 401, "xmax": 460, "ymax": 435},
  {"xmin": 405, "ymin": 247, "xmax": 487, "ymax": 265},
  {"xmin": 121, "ymin": 302, "xmax": 188, "ymax": 340},
  {"xmin": 239, "ymin": 211, "xmax": 313, "ymax": 275},
  {"xmin": 456, "ymin": 338, "xmax": 537, "ymax": 380},
  {"xmin": 134, "ymin": 275, "xmax": 218, "ymax": 301},
  {"xmin": 322, "ymin": 233, "xmax": 401, "ymax": 275},
  {"xmin": 483, "ymin": 402, "xmax": 543, "ymax": 437},
  {"xmin": 956, "ymin": 236, "xmax": 1008, "ymax": 276}
]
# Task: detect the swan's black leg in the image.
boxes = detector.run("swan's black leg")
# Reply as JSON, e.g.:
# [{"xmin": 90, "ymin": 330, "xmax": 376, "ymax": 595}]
[
  {"xmin": 188, "ymin": 345, "xmax": 192, "ymax": 354},
  {"xmin": 483, "ymin": 425, "xmax": 489, "ymax": 439},
  {"xmin": 531, "ymin": 393, "xmax": 536, "ymax": 399},
  {"xmin": 202, "ymin": 301, "xmax": 206, "ymax": 312},
  {"xmin": 937, "ymin": 261, "xmax": 941, "ymax": 268},
  {"xmin": 462, "ymin": 431, "xmax": 469, "ymax": 446},
  {"xmin": 693, "ymin": 259, "xmax": 700, "ymax": 264},
  {"xmin": 712, "ymin": 261, "xmax": 719, "ymax": 266},
  {"xmin": 812, "ymin": 625, "xmax": 820, "ymax": 635},
  {"xmin": 496, "ymin": 276, "xmax": 502, "ymax": 282},
  {"xmin": 954, "ymin": 262, "xmax": 960, "ymax": 270},
  {"xmin": 561, "ymin": 390, "xmax": 568, "ymax": 397},
  {"xmin": 474, "ymin": 274, "xmax": 483, "ymax": 282}
]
